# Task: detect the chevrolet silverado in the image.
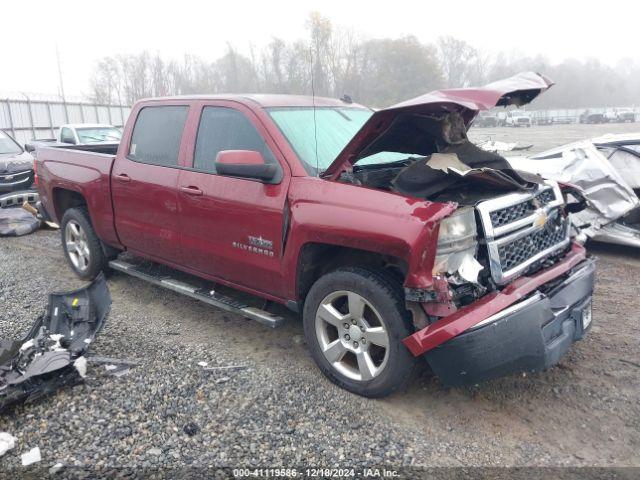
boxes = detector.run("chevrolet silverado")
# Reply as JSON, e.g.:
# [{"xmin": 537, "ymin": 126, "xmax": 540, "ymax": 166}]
[{"xmin": 34, "ymin": 72, "xmax": 596, "ymax": 397}]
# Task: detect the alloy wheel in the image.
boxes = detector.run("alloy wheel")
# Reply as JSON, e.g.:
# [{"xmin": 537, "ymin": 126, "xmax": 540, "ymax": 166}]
[{"xmin": 315, "ymin": 290, "xmax": 390, "ymax": 381}]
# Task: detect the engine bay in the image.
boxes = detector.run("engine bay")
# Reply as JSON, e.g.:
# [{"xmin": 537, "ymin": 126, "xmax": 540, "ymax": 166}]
[
  {"xmin": 339, "ymin": 111, "xmax": 543, "ymax": 202},
  {"xmin": 338, "ymin": 111, "xmax": 573, "ymax": 316}
]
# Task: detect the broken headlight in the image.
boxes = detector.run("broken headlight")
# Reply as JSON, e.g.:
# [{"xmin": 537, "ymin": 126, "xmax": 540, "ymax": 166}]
[{"xmin": 433, "ymin": 207, "xmax": 483, "ymax": 283}]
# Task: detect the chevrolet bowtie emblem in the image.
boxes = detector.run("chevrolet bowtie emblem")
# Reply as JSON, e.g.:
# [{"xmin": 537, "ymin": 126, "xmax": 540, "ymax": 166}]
[{"xmin": 533, "ymin": 209, "xmax": 548, "ymax": 228}]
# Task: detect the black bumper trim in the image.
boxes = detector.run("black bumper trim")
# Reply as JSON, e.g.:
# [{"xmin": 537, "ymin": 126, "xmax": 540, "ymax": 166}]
[{"xmin": 424, "ymin": 258, "xmax": 596, "ymax": 386}]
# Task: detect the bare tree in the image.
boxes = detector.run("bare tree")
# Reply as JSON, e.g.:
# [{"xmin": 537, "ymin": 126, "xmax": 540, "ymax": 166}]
[
  {"xmin": 437, "ymin": 36, "xmax": 484, "ymax": 87},
  {"xmin": 89, "ymin": 17, "xmax": 640, "ymax": 109}
]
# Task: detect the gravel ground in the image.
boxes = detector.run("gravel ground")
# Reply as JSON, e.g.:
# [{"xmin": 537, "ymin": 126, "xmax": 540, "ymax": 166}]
[
  {"xmin": 1, "ymin": 124, "xmax": 639, "ymax": 477},
  {"xmin": 1, "ymin": 231, "xmax": 638, "ymax": 477}
]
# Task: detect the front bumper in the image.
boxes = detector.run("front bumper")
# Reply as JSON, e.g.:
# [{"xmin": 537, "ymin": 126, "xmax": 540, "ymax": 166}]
[
  {"xmin": 0, "ymin": 170, "xmax": 34, "ymax": 192},
  {"xmin": 424, "ymin": 257, "xmax": 595, "ymax": 386}
]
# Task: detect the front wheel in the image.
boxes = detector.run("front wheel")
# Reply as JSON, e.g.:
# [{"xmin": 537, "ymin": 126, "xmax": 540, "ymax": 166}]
[{"xmin": 303, "ymin": 267, "xmax": 416, "ymax": 398}]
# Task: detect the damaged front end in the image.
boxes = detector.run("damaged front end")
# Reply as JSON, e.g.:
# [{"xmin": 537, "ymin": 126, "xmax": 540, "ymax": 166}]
[
  {"xmin": 326, "ymin": 72, "xmax": 595, "ymax": 384},
  {"xmin": 0, "ymin": 275, "xmax": 111, "ymax": 411}
]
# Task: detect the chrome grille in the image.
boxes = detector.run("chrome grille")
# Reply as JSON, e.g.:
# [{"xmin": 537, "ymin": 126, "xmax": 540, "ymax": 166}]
[
  {"xmin": 489, "ymin": 189, "xmax": 556, "ymax": 228},
  {"xmin": 497, "ymin": 215, "xmax": 568, "ymax": 271},
  {"xmin": 0, "ymin": 170, "xmax": 33, "ymax": 187},
  {"xmin": 477, "ymin": 184, "xmax": 569, "ymax": 284}
]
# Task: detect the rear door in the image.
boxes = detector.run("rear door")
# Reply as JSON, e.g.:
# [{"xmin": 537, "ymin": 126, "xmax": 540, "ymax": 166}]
[
  {"xmin": 112, "ymin": 104, "xmax": 189, "ymax": 263},
  {"xmin": 177, "ymin": 102, "xmax": 290, "ymax": 297}
]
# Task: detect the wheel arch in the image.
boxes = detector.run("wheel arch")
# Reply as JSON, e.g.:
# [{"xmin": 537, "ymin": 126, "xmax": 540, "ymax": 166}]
[
  {"xmin": 295, "ymin": 242, "xmax": 408, "ymax": 306},
  {"xmin": 52, "ymin": 187, "xmax": 87, "ymax": 221}
]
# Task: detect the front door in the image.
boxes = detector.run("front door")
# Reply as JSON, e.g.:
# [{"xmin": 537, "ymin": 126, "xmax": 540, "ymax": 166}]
[
  {"xmin": 177, "ymin": 103, "xmax": 290, "ymax": 298},
  {"xmin": 112, "ymin": 104, "xmax": 189, "ymax": 263}
]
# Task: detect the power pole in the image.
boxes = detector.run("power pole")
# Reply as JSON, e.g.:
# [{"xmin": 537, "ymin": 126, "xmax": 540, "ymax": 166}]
[{"xmin": 56, "ymin": 44, "xmax": 66, "ymax": 102}]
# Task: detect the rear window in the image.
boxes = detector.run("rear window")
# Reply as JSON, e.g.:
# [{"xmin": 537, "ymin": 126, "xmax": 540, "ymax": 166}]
[{"xmin": 128, "ymin": 106, "xmax": 188, "ymax": 167}]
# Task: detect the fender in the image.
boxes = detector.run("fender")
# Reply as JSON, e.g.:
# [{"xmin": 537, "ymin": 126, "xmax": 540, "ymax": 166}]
[{"xmin": 282, "ymin": 177, "xmax": 456, "ymax": 300}]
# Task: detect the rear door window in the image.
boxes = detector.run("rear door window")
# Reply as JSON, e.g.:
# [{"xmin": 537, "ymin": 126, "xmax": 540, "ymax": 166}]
[
  {"xmin": 128, "ymin": 106, "xmax": 189, "ymax": 167},
  {"xmin": 193, "ymin": 107, "xmax": 276, "ymax": 173}
]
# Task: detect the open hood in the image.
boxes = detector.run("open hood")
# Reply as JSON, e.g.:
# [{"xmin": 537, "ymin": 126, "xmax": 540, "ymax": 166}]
[{"xmin": 324, "ymin": 72, "xmax": 553, "ymax": 179}]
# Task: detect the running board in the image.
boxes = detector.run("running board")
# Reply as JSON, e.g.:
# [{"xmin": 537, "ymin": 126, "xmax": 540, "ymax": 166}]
[{"xmin": 108, "ymin": 259, "xmax": 284, "ymax": 328}]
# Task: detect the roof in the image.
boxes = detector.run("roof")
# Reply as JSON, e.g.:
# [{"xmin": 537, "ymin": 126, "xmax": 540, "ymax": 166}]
[{"xmin": 138, "ymin": 94, "xmax": 368, "ymax": 109}]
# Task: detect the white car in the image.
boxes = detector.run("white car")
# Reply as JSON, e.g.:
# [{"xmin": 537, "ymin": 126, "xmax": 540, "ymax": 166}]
[
  {"xmin": 508, "ymin": 134, "xmax": 640, "ymax": 248},
  {"xmin": 57, "ymin": 124, "xmax": 122, "ymax": 146}
]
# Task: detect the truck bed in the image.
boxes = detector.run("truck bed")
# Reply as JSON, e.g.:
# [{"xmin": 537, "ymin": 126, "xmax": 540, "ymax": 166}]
[
  {"xmin": 35, "ymin": 145, "xmax": 120, "ymax": 246},
  {"xmin": 27, "ymin": 141, "xmax": 119, "ymax": 156}
]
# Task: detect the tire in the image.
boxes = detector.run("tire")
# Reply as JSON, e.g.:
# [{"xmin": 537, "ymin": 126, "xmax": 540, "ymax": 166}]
[
  {"xmin": 60, "ymin": 207, "xmax": 108, "ymax": 280},
  {"xmin": 303, "ymin": 266, "xmax": 417, "ymax": 398}
]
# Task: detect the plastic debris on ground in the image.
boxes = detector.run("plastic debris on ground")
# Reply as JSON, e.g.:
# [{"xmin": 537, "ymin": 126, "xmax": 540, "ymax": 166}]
[
  {"xmin": 87, "ymin": 356, "xmax": 138, "ymax": 378},
  {"xmin": 0, "ymin": 275, "xmax": 111, "ymax": 412},
  {"xmin": 21, "ymin": 446, "xmax": 41, "ymax": 466},
  {"xmin": 0, "ymin": 432, "xmax": 17, "ymax": 456},
  {"xmin": 0, "ymin": 207, "xmax": 40, "ymax": 237}
]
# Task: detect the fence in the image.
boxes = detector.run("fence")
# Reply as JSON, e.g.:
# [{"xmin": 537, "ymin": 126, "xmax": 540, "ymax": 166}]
[
  {"xmin": 0, "ymin": 97, "xmax": 131, "ymax": 146},
  {"xmin": 528, "ymin": 107, "xmax": 639, "ymax": 124}
]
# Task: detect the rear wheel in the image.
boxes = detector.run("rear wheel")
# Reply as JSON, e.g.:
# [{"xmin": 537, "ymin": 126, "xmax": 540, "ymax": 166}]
[
  {"xmin": 61, "ymin": 207, "xmax": 108, "ymax": 280},
  {"xmin": 303, "ymin": 266, "xmax": 416, "ymax": 398}
]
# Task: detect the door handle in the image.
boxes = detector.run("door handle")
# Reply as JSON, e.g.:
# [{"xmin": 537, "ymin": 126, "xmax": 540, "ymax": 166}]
[
  {"xmin": 180, "ymin": 186, "xmax": 203, "ymax": 196},
  {"xmin": 114, "ymin": 173, "xmax": 131, "ymax": 183}
]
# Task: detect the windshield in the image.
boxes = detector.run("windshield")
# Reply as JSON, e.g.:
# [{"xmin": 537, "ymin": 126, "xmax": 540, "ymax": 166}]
[
  {"xmin": 0, "ymin": 130, "xmax": 22, "ymax": 155},
  {"xmin": 268, "ymin": 107, "xmax": 373, "ymax": 174},
  {"xmin": 76, "ymin": 127, "xmax": 122, "ymax": 144}
]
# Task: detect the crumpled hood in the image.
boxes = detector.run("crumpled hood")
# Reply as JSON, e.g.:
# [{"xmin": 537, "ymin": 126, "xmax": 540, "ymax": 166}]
[
  {"xmin": 0, "ymin": 151, "xmax": 34, "ymax": 174},
  {"xmin": 324, "ymin": 72, "xmax": 553, "ymax": 179}
]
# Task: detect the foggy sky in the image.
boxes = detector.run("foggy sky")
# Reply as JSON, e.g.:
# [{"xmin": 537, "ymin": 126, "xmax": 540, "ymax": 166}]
[{"xmin": 3, "ymin": 0, "xmax": 637, "ymax": 98}]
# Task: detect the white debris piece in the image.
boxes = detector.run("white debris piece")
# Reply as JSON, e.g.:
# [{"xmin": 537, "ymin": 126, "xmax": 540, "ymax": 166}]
[
  {"xmin": 49, "ymin": 334, "xmax": 65, "ymax": 350},
  {"xmin": 21, "ymin": 446, "xmax": 41, "ymax": 466},
  {"xmin": 104, "ymin": 364, "xmax": 118, "ymax": 371},
  {"xmin": 0, "ymin": 432, "xmax": 17, "ymax": 456},
  {"xmin": 73, "ymin": 356, "xmax": 87, "ymax": 378},
  {"xmin": 197, "ymin": 361, "xmax": 208, "ymax": 367},
  {"xmin": 457, "ymin": 254, "xmax": 484, "ymax": 284},
  {"xmin": 478, "ymin": 140, "xmax": 533, "ymax": 152},
  {"xmin": 49, "ymin": 462, "xmax": 64, "ymax": 474},
  {"xmin": 112, "ymin": 367, "xmax": 131, "ymax": 377}
]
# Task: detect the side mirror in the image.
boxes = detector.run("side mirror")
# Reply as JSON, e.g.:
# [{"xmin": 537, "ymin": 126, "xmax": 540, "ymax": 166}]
[
  {"xmin": 24, "ymin": 143, "xmax": 36, "ymax": 153},
  {"xmin": 214, "ymin": 150, "xmax": 278, "ymax": 182}
]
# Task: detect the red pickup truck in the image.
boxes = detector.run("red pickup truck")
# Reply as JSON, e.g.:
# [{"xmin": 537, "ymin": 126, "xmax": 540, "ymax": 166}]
[{"xmin": 35, "ymin": 72, "xmax": 595, "ymax": 397}]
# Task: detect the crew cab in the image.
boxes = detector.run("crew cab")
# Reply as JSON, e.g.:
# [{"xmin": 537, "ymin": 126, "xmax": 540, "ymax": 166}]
[{"xmin": 35, "ymin": 72, "xmax": 596, "ymax": 397}]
